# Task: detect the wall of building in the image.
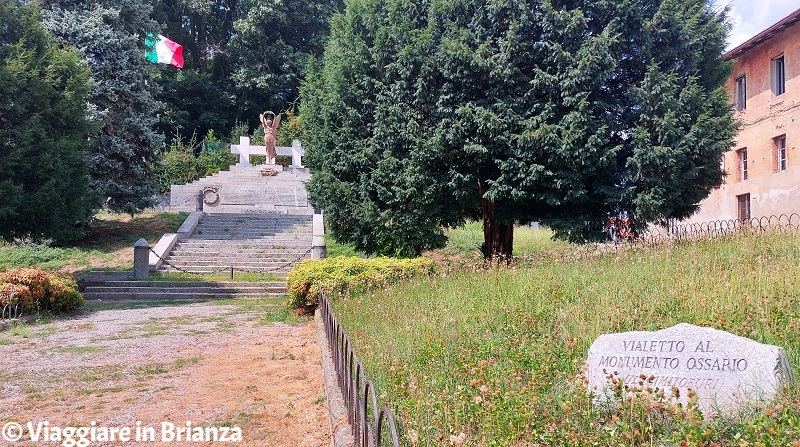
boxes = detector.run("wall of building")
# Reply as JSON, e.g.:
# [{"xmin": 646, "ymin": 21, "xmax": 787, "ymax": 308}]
[{"xmin": 686, "ymin": 20, "xmax": 800, "ymax": 223}]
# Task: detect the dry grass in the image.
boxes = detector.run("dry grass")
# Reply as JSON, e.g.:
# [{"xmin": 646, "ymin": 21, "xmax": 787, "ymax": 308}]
[{"xmin": 0, "ymin": 211, "xmax": 187, "ymax": 275}]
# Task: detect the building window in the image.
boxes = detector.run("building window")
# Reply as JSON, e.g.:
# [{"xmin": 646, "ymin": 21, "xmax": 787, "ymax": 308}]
[
  {"xmin": 772, "ymin": 55, "xmax": 786, "ymax": 96},
  {"xmin": 735, "ymin": 75, "xmax": 746, "ymax": 111},
  {"xmin": 737, "ymin": 148, "xmax": 748, "ymax": 181},
  {"xmin": 737, "ymin": 194, "xmax": 751, "ymax": 222},
  {"xmin": 775, "ymin": 135, "xmax": 787, "ymax": 171}
]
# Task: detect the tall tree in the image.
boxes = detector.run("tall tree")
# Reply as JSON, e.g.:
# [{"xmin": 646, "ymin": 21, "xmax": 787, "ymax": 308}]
[
  {"xmin": 151, "ymin": 0, "xmax": 239, "ymax": 143},
  {"xmin": 0, "ymin": 0, "xmax": 96, "ymax": 244},
  {"xmin": 229, "ymin": 0, "xmax": 344, "ymax": 124},
  {"xmin": 42, "ymin": 0, "xmax": 165, "ymax": 214},
  {"xmin": 303, "ymin": 0, "xmax": 737, "ymax": 259}
]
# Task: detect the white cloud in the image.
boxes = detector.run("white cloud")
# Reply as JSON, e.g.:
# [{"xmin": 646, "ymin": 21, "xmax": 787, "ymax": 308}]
[{"xmin": 714, "ymin": 0, "xmax": 800, "ymax": 49}]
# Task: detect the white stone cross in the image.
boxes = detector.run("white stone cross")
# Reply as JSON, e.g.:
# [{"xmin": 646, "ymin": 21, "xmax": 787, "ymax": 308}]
[{"xmin": 230, "ymin": 137, "xmax": 304, "ymax": 167}]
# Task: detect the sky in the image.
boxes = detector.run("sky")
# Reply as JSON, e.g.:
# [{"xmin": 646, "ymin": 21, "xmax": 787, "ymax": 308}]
[{"xmin": 713, "ymin": 0, "xmax": 800, "ymax": 50}]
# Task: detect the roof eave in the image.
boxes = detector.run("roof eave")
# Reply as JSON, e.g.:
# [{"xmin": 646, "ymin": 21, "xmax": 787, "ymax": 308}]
[{"xmin": 725, "ymin": 8, "xmax": 800, "ymax": 60}]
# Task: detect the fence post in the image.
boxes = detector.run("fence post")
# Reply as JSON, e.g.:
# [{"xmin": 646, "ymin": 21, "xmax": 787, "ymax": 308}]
[{"xmin": 133, "ymin": 239, "xmax": 150, "ymax": 279}]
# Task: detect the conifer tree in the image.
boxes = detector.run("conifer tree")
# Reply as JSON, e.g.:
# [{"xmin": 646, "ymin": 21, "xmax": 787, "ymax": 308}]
[
  {"xmin": 303, "ymin": 0, "xmax": 737, "ymax": 259},
  {"xmin": 0, "ymin": 0, "xmax": 96, "ymax": 244},
  {"xmin": 42, "ymin": 0, "xmax": 164, "ymax": 214}
]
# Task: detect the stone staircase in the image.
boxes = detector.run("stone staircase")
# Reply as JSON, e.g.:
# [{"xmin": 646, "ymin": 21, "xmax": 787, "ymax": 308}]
[
  {"xmin": 169, "ymin": 164, "xmax": 312, "ymax": 215},
  {"xmin": 81, "ymin": 164, "xmax": 321, "ymax": 302},
  {"xmin": 82, "ymin": 279, "xmax": 287, "ymax": 301},
  {"xmin": 156, "ymin": 213, "xmax": 312, "ymax": 277}
]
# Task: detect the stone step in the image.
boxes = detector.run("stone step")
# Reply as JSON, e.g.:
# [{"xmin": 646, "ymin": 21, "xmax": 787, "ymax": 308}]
[
  {"xmin": 174, "ymin": 243, "xmax": 310, "ymax": 249},
  {"xmin": 82, "ymin": 280, "xmax": 287, "ymax": 301},
  {"xmin": 86, "ymin": 285, "xmax": 286, "ymax": 294},
  {"xmin": 82, "ymin": 291, "xmax": 286, "ymax": 301},
  {"xmin": 191, "ymin": 230, "xmax": 311, "ymax": 236},
  {"xmin": 195, "ymin": 218, "xmax": 310, "ymax": 223},
  {"xmin": 169, "ymin": 250, "xmax": 309, "ymax": 257},
  {"xmin": 193, "ymin": 224, "xmax": 311, "ymax": 231},
  {"xmin": 96, "ymin": 281, "xmax": 285, "ymax": 288},
  {"xmin": 181, "ymin": 235, "xmax": 310, "ymax": 241},
  {"xmin": 188, "ymin": 226, "xmax": 311, "ymax": 232},
  {"xmin": 181, "ymin": 238, "xmax": 311, "ymax": 244},
  {"xmin": 156, "ymin": 266, "xmax": 290, "ymax": 276},
  {"xmin": 167, "ymin": 252, "xmax": 310, "ymax": 259},
  {"xmin": 194, "ymin": 222, "xmax": 311, "ymax": 229},
  {"xmin": 167, "ymin": 251, "xmax": 309, "ymax": 258},
  {"xmin": 158, "ymin": 259, "xmax": 307, "ymax": 267}
]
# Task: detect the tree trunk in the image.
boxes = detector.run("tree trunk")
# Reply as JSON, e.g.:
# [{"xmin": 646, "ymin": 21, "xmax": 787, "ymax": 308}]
[{"xmin": 479, "ymin": 179, "xmax": 514, "ymax": 262}]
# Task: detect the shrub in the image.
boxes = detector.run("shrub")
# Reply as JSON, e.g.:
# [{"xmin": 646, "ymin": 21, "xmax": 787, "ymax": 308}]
[
  {"xmin": 197, "ymin": 129, "xmax": 237, "ymax": 177},
  {"xmin": 46, "ymin": 276, "xmax": 83, "ymax": 313},
  {"xmin": 0, "ymin": 267, "xmax": 82, "ymax": 313},
  {"xmin": 0, "ymin": 283, "xmax": 34, "ymax": 310},
  {"xmin": 286, "ymin": 256, "xmax": 436, "ymax": 308},
  {"xmin": 0, "ymin": 267, "xmax": 50, "ymax": 304},
  {"xmin": 154, "ymin": 130, "xmax": 237, "ymax": 193}
]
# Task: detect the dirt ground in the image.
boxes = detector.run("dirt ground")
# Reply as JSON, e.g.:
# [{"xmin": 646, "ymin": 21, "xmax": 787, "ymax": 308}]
[{"xmin": 0, "ymin": 301, "xmax": 329, "ymax": 446}]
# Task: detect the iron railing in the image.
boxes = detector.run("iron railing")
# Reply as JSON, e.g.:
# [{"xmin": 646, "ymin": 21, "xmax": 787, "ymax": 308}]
[
  {"xmin": 608, "ymin": 213, "xmax": 800, "ymax": 247},
  {"xmin": 1, "ymin": 302, "xmax": 23, "ymax": 321},
  {"xmin": 520, "ymin": 213, "xmax": 800, "ymax": 264},
  {"xmin": 319, "ymin": 291, "xmax": 401, "ymax": 447}
]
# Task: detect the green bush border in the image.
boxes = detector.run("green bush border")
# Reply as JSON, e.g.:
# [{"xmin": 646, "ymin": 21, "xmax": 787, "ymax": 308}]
[{"xmin": 286, "ymin": 256, "xmax": 436, "ymax": 308}]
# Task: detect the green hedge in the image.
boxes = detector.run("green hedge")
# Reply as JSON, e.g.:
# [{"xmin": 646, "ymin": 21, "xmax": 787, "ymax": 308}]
[
  {"xmin": 0, "ymin": 267, "xmax": 83, "ymax": 313},
  {"xmin": 286, "ymin": 256, "xmax": 435, "ymax": 308}
]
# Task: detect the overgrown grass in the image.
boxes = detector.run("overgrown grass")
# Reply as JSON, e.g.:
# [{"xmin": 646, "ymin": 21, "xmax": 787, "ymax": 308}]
[
  {"xmin": 439, "ymin": 221, "xmax": 571, "ymax": 258},
  {"xmin": 324, "ymin": 234, "xmax": 359, "ymax": 257},
  {"xmin": 324, "ymin": 222, "xmax": 568, "ymax": 260},
  {"xmin": 0, "ymin": 212, "xmax": 188, "ymax": 274},
  {"xmin": 333, "ymin": 231, "xmax": 800, "ymax": 446}
]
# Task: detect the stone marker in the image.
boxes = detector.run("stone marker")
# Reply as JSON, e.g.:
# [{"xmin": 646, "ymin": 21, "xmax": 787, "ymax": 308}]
[{"xmin": 586, "ymin": 323, "xmax": 794, "ymax": 416}]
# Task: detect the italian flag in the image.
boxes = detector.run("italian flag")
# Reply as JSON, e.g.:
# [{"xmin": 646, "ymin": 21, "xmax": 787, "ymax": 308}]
[{"xmin": 145, "ymin": 33, "xmax": 184, "ymax": 68}]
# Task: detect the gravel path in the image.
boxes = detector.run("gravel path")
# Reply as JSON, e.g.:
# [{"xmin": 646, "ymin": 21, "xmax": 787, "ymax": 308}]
[{"xmin": 0, "ymin": 301, "xmax": 328, "ymax": 446}]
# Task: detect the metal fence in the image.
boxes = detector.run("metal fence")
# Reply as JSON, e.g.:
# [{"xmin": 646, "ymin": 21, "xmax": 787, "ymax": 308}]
[
  {"xmin": 319, "ymin": 291, "xmax": 401, "ymax": 447},
  {"xmin": 1, "ymin": 302, "xmax": 24, "ymax": 321},
  {"xmin": 508, "ymin": 214, "xmax": 800, "ymax": 265},
  {"xmin": 605, "ymin": 214, "xmax": 800, "ymax": 249}
]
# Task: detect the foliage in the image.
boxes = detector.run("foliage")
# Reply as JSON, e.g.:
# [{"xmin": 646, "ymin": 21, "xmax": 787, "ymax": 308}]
[
  {"xmin": 324, "ymin": 235, "xmax": 359, "ymax": 258},
  {"xmin": 150, "ymin": 0, "xmax": 340, "ymax": 145},
  {"xmin": 154, "ymin": 131, "xmax": 237, "ymax": 193},
  {"xmin": 302, "ymin": 0, "xmax": 737, "ymax": 259},
  {"xmin": 155, "ymin": 135, "xmax": 201, "ymax": 193},
  {"xmin": 0, "ymin": 267, "xmax": 83, "ymax": 313},
  {"xmin": 286, "ymin": 256, "xmax": 435, "ymax": 308},
  {"xmin": 150, "ymin": 0, "xmax": 238, "ymax": 145},
  {"xmin": 228, "ymin": 0, "xmax": 344, "ymax": 125},
  {"xmin": 275, "ymin": 109, "xmax": 307, "ymax": 146},
  {"xmin": 41, "ymin": 0, "xmax": 165, "ymax": 215},
  {"xmin": 154, "ymin": 69, "xmax": 237, "ymax": 146},
  {"xmin": 196, "ymin": 130, "xmax": 238, "ymax": 176},
  {"xmin": 0, "ymin": 0, "xmax": 97, "ymax": 244},
  {"xmin": 333, "ymin": 231, "xmax": 800, "ymax": 446}
]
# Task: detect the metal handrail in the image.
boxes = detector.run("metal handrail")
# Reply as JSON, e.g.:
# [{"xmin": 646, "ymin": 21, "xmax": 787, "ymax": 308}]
[{"xmin": 319, "ymin": 290, "xmax": 401, "ymax": 447}]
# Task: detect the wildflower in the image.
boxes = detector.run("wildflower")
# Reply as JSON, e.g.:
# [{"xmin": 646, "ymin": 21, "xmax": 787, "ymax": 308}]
[
  {"xmin": 408, "ymin": 429, "xmax": 418, "ymax": 444},
  {"xmin": 449, "ymin": 432, "xmax": 466, "ymax": 445}
]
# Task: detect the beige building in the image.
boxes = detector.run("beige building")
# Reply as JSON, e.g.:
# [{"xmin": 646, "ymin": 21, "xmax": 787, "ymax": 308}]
[{"xmin": 688, "ymin": 8, "xmax": 800, "ymax": 223}]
